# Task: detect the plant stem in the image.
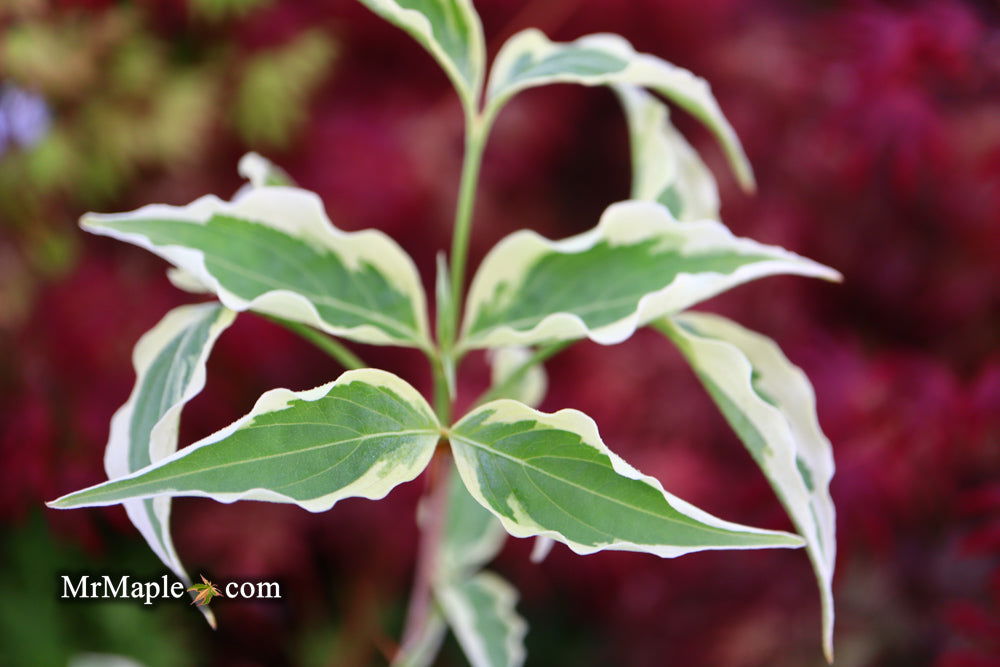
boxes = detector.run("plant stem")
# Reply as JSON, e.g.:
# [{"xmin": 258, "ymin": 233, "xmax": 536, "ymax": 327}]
[
  {"xmin": 448, "ymin": 114, "xmax": 489, "ymax": 327},
  {"xmin": 267, "ymin": 316, "xmax": 366, "ymax": 370},
  {"xmin": 474, "ymin": 341, "xmax": 571, "ymax": 406},
  {"xmin": 396, "ymin": 447, "xmax": 451, "ymax": 660},
  {"xmin": 428, "ymin": 351, "xmax": 453, "ymax": 425},
  {"xmin": 396, "ymin": 107, "xmax": 493, "ymax": 666},
  {"xmin": 393, "ymin": 357, "xmax": 450, "ymax": 666}
]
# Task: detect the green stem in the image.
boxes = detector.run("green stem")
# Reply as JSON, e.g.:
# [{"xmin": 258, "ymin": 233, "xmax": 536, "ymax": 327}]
[
  {"xmin": 448, "ymin": 115, "xmax": 489, "ymax": 328},
  {"xmin": 267, "ymin": 316, "xmax": 366, "ymax": 370},
  {"xmin": 429, "ymin": 352, "xmax": 453, "ymax": 426},
  {"xmin": 396, "ymin": 107, "xmax": 493, "ymax": 666},
  {"xmin": 474, "ymin": 341, "xmax": 571, "ymax": 406}
]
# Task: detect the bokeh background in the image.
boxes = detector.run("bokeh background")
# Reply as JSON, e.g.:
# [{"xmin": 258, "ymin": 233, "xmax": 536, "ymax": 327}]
[{"xmin": 1, "ymin": 0, "xmax": 998, "ymax": 665}]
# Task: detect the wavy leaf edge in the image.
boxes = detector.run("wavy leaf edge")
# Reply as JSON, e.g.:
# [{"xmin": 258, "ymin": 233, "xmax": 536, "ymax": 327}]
[
  {"xmin": 460, "ymin": 200, "xmax": 841, "ymax": 350},
  {"xmin": 81, "ymin": 186, "xmax": 432, "ymax": 349},
  {"xmin": 50, "ymin": 368, "xmax": 442, "ymax": 513},
  {"xmin": 449, "ymin": 398, "xmax": 806, "ymax": 557}
]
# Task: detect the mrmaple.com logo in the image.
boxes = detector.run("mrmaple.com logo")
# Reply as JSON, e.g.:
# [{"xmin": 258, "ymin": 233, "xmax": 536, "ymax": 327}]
[{"xmin": 60, "ymin": 573, "xmax": 280, "ymax": 606}]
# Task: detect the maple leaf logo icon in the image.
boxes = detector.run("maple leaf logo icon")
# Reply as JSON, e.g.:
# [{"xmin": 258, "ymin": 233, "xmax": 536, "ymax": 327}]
[{"xmin": 187, "ymin": 575, "xmax": 224, "ymax": 607}]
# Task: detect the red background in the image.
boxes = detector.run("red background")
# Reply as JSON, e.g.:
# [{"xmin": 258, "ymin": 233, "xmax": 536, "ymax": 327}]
[{"xmin": 2, "ymin": 1, "xmax": 998, "ymax": 665}]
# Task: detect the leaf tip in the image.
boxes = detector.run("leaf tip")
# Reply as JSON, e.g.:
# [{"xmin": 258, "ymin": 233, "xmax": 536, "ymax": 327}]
[
  {"xmin": 45, "ymin": 493, "xmax": 76, "ymax": 509},
  {"xmin": 812, "ymin": 264, "xmax": 844, "ymax": 284},
  {"xmin": 767, "ymin": 531, "xmax": 807, "ymax": 549},
  {"xmin": 796, "ymin": 257, "xmax": 843, "ymax": 284},
  {"xmin": 737, "ymin": 165, "xmax": 757, "ymax": 195},
  {"xmin": 78, "ymin": 213, "xmax": 101, "ymax": 231}
]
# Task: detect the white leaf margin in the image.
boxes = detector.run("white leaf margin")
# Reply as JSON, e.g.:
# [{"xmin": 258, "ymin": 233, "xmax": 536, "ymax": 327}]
[
  {"xmin": 485, "ymin": 29, "xmax": 753, "ymax": 191},
  {"xmin": 54, "ymin": 369, "xmax": 441, "ymax": 513},
  {"xmin": 488, "ymin": 346, "xmax": 550, "ymax": 561},
  {"xmin": 662, "ymin": 312, "xmax": 836, "ymax": 660},
  {"xmin": 82, "ymin": 187, "xmax": 432, "ymax": 349},
  {"xmin": 167, "ymin": 153, "xmax": 294, "ymax": 296},
  {"xmin": 165, "ymin": 267, "xmax": 212, "ymax": 295},
  {"xmin": 460, "ymin": 200, "xmax": 841, "ymax": 350},
  {"xmin": 450, "ymin": 398, "xmax": 806, "ymax": 558},
  {"xmin": 436, "ymin": 572, "xmax": 527, "ymax": 667},
  {"xmin": 529, "ymin": 535, "xmax": 554, "ymax": 563},
  {"xmin": 238, "ymin": 151, "xmax": 283, "ymax": 188}
]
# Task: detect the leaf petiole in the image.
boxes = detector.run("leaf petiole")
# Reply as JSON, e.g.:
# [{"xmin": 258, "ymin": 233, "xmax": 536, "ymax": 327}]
[{"xmin": 266, "ymin": 315, "xmax": 366, "ymax": 370}]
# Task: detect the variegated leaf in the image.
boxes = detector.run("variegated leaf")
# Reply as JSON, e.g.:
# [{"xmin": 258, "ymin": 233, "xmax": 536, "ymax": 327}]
[
  {"xmin": 170, "ymin": 153, "xmax": 298, "ymax": 296},
  {"xmin": 460, "ymin": 200, "xmax": 840, "ymax": 350},
  {"xmin": 616, "ymin": 85, "xmax": 720, "ymax": 221},
  {"xmin": 486, "ymin": 30, "xmax": 753, "ymax": 190},
  {"xmin": 165, "ymin": 266, "xmax": 212, "ymax": 295},
  {"xmin": 49, "ymin": 370, "xmax": 441, "ymax": 513},
  {"xmin": 449, "ymin": 399, "xmax": 806, "ymax": 557},
  {"xmin": 659, "ymin": 313, "xmax": 837, "ymax": 661},
  {"xmin": 81, "ymin": 187, "xmax": 431, "ymax": 349},
  {"xmin": 107, "ymin": 302, "xmax": 234, "ymax": 627},
  {"xmin": 356, "ymin": 0, "xmax": 485, "ymax": 110},
  {"xmin": 487, "ymin": 347, "xmax": 552, "ymax": 561},
  {"xmin": 437, "ymin": 572, "xmax": 527, "ymax": 667},
  {"xmin": 166, "ymin": 155, "xmax": 293, "ymax": 295}
]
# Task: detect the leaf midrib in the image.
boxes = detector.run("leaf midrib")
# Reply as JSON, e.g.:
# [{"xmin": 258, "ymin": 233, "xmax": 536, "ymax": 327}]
[
  {"xmin": 450, "ymin": 429, "xmax": 769, "ymax": 540},
  {"xmin": 470, "ymin": 252, "xmax": 795, "ymax": 339},
  {"xmin": 205, "ymin": 253, "xmax": 420, "ymax": 341},
  {"xmin": 101, "ymin": 219, "xmax": 423, "ymax": 342},
  {"xmin": 69, "ymin": 428, "xmax": 439, "ymax": 503}
]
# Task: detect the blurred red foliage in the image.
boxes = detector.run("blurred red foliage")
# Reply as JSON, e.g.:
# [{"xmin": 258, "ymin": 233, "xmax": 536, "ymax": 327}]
[{"xmin": 3, "ymin": 0, "xmax": 997, "ymax": 664}]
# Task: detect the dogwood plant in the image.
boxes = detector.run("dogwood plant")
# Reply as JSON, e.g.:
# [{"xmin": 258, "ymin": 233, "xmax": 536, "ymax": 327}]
[{"xmin": 48, "ymin": 2, "xmax": 841, "ymax": 665}]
